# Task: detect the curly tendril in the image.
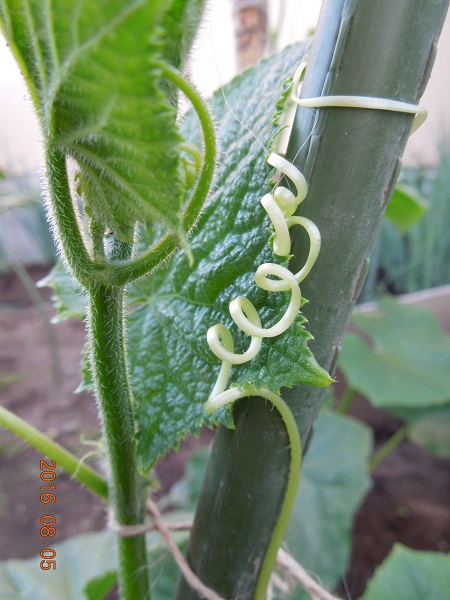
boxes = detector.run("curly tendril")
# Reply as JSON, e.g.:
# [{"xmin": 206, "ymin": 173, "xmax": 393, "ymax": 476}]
[
  {"xmin": 205, "ymin": 153, "xmax": 320, "ymax": 412},
  {"xmin": 179, "ymin": 140, "xmax": 202, "ymax": 189},
  {"xmin": 291, "ymin": 61, "xmax": 428, "ymax": 134},
  {"xmin": 203, "ymin": 154, "xmax": 316, "ymax": 600},
  {"xmin": 203, "ymin": 63, "xmax": 427, "ymax": 600}
]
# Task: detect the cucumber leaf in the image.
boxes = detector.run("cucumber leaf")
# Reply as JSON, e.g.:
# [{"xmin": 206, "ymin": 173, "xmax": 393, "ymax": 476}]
[
  {"xmin": 386, "ymin": 184, "xmax": 427, "ymax": 235},
  {"xmin": 363, "ymin": 544, "xmax": 450, "ymax": 600},
  {"xmin": 408, "ymin": 403, "xmax": 450, "ymax": 459},
  {"xmin": 129, "ymin": 42, "xmax": 331, "ymax": 472},
  {"xmin": 0, "ymin": 528, "xmax": 189, "ymax": 600},
  {"xmin": 340, "ymin": 297, "xmax": 450, "ymax": 409},
  {"xmin": 38, "ymin": 262, "xmax": 86, "ymax": 323},
  {"xmin": 84, "ymin": 571, "xmax": 117, "ymax": 600},
  {"xmin": 38, "ymin": 42, "xmax": 331, "ymax": 472},
  {"xmin": 0, "ymin": 0, "xmax": 184, "ymax": 241},
  {"xmin": 0, "ymin": 531, "xmax": 116, "ymax": 600},
  {"xmin": 160, "ymin": 0, "xmax": 206, "ymax": 71}
]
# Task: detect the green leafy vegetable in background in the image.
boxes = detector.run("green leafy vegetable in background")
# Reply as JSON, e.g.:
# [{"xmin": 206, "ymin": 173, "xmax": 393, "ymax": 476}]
[
  {"xmin": 340, "ymin": 297, "xmax": 450, "ymax": 409},
  {"xmin": 283, "ymin": 411, "xmax": 372, "ymax": 599},
  {"xmin": 362, "ymin": 544, "xmax": 450, "ymax": 600},
  {"xmin": 385, "ymin": 184, "xmax": 427, "ymax": 235}
]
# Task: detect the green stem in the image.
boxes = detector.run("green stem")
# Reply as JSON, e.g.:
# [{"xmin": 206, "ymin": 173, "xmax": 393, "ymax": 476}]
[
  {"xmin": 336, "ymin": 387, "xmax": 356, "ymax": 414},
  {"xmin": 45, "ymin": 146, "xmax": 95, "ymax": 289},
  {"xmin": 369, "ymin": 424, "xmax": 409, "ymax": 472},
  {"xmin": 90, "ymin": 216, "xmax": 106, "ymax": 262},
  {"xmin": 0, "ymin": 406, "xmax": 108, "ymax": 500},
  {"xmin": 163, "ymin": 65, "xmax": 217, "ymax": 233},
  {"xmin": 251, "ymin": 390, "xmax": 302, "ymax": 600},
  {"xmin": 107, "ymin": 232, "xmax": 176, "ymax": 286},
  {"xmin": 104, "ymin": 65, "xmax": 217, "ymax": 286},
  {"xmin": 89, "ymin": 281, "xmax": 150, "ymax": 600}
]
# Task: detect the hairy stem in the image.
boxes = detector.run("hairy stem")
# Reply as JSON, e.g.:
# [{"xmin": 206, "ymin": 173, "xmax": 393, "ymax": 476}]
[
  {"xmin": 89, "ymin": 281, "xmax": 149, "ymax": 600},
  {"xmin": 45, "ymin": 146, "xmax": 94, "ymax": 289},
  {"xmin": 0, "ymin": 406, "xmax": 108, "ymax": 500}
]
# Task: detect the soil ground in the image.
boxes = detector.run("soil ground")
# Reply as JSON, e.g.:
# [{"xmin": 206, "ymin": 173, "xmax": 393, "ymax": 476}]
[{"xmin": 0, "ymin": 266, "xmax": 449, "ymax": 599}]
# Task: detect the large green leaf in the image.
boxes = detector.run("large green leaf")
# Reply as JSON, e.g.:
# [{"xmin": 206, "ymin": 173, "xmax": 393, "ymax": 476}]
[
  {"xmin": 0, "ymin": 0, "xmax": 185, "ymax": 241},
  {"xmin": 127, "ymin": 43, "xmax": 331, "ymax": 471},
  {"xmin": 37, "ymin": 42, "xmax": 331, "ymax": 471},
  {"xmin": 0, "ymin": 527, "xmax": 189, "ymax": 600},
  {"xmin": 0, "ymin": 531, "xmax": 116, "ymax": 600},
  {"xmin": 362, "ymin": 544, "xmax": 450, "ymax": 600},
  {"xmin": 340, "ymin": 297, "xmax": 450, "ymax": 408},
  {"xmin": 408, "ymin": 403, "xmax": 450, "ymax": 459},
  {"xmin": 280, "ymin": 411, "xmax": 372, "ymax": 598}
]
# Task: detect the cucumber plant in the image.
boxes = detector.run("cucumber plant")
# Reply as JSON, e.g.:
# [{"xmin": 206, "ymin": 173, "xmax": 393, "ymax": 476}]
[{"xmin": 0, "ymin": 1, "xmax": 448, "ymax": 599}]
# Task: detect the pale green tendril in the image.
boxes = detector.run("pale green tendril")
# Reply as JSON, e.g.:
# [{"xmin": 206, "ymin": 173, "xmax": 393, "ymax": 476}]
[
  {"xmin": 204, "ymin": 153, "xmax": 318, "ymax": 599},
  {"xmin": 203, "ymin": 60, "xmax": 427, "ymax": 598},
  {"xmin": 180, "ymin": 140, "xmax": 202, "ymax": 188},
  {"xmin": 291, "ymin": 61, "xmax": 427, "ymax": 134},
  {"xmin": 205, "ymin": 153, "xmax": 320, "ymax": 410}
]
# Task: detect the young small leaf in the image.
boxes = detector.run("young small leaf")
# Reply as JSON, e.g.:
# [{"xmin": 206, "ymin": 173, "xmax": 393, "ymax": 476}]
[
  {"xmin": 84, "ymin": 571, "xmax": 117, "ymax": 600},
  {"xmin": 161, "ymin": 0, "xmax": 207, "ymax": 72},
  {"xmin": 38, "ymin": 263, "xmax": 85, "ymax": 323},
  {"xmin": 385, "ymin": 184, "xmax": 428, "ymax": 235}
]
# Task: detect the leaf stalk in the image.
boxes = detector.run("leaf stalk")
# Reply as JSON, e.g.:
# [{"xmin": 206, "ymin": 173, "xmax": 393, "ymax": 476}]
[
  {"xmin": 0, "ymin": 406, "xmax": 108, "ymax": 500},
  {"xmin": 336, "ymin": 387, "xmax": 356, "ymax": 414},
  {"xmin": 369, "ymin": 424, "xmax": 410, "ymax": 472}
]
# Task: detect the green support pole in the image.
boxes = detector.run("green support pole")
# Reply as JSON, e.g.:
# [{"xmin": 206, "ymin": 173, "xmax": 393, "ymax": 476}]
[{"xmin": 175, "ymin": 1, "xmax": 450, "ymax": 598}]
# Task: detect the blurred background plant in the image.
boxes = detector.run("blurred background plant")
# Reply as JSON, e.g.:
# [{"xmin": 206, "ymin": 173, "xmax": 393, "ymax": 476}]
[
  {"xmin": 0, "ymin": 170, "xmax": 56, "ymax": 272},
  {"xmin": 360, "ymin": 141, "xmax": 450, "ymax": 302}
]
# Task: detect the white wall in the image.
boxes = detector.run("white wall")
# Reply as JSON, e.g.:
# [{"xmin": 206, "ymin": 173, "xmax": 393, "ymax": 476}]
[
  {"xmin": 0, "ymin": 1, "xmax": 448, "ymax": 174},
  {"xmin": 0, "ymin": 37, "xmax": 42, "ymax": 174},
  {"xmin": 402, "ymin": 12, "xmax": 450, "ymax": 166}
]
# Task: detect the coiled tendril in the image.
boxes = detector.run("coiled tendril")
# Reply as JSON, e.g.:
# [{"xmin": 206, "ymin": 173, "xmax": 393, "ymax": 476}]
[
  {"xmin": 205, "ymin": 153, "xmax": 320, "ymax": 413},
  {"xmin": 203, "ymin": 153, "xmax": 315, "ymax": 600},
  {"xmin": 291, "ymin": 61, "xmax": 427, "ymax": 134},
  {"xmin": 202, "ymin": 62, "xmax": 427, "ymax": 600}
]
